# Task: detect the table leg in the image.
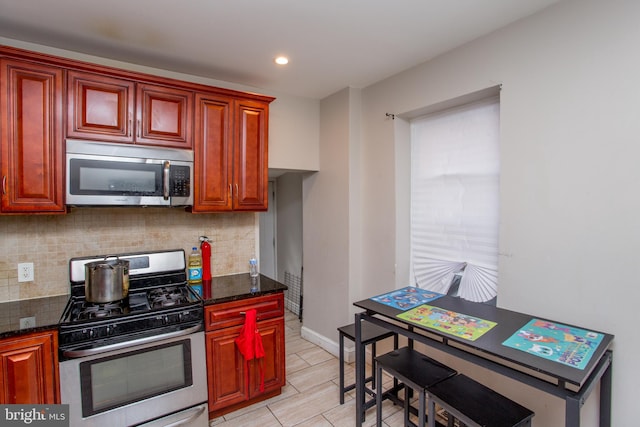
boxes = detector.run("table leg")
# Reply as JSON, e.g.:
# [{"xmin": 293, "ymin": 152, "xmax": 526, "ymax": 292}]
[
  {"xmin": 600, "ymin": 360, "xmax": 612, "ymax": 427},
  {"xmin": 355, "ymin": 312, "xmax": 364, "ymax": 426},
  {"xmin": 565, "ymin": 395, "xmax": 581, "ymax": 427}
]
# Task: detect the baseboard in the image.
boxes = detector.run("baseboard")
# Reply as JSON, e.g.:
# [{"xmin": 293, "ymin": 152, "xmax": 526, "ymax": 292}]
[{"xmin": 300, "ymin": 326, "xmax": 357, "ymax": 363}]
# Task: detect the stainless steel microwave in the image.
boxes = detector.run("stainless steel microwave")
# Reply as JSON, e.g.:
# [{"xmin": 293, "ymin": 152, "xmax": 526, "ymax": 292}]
[{"xmin": 66, "ymin": 139, "xmax": 193, "ymax": 207}]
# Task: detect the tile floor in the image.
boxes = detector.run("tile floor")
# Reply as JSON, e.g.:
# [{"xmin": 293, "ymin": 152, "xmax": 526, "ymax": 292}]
[{"xmin": 209, "ymin": 310, "xmax": 410, "ymax": 427}]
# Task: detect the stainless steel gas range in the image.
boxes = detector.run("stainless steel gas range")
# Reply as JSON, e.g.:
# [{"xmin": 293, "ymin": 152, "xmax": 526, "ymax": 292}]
[{"xmin": 59, "ymin": 249, "xmax": 208, "ymax": 427}]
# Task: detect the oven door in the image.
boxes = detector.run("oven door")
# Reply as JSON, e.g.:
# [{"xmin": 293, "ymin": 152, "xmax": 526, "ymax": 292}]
[{"xmin": 60, "ymin": 331, "xmax": 207, "ymax": 426}]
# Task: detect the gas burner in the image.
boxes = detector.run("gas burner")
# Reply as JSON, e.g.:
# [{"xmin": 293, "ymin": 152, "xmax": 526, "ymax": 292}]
[
  {"xmin": 77, "ymin": 302, "xmax": 126, "ymax": 320},
  {"xmin": 148, "ymin": 286, "xmax": 188, "ymax": 308}
]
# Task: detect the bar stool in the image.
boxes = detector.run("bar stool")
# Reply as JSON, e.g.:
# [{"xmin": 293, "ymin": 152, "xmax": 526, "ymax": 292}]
[
  {"xmin": 375, "ymin": 347, "xmax": 457, "ymax": 427},
  {"xmin": 426, "ymin": 374, "xmax": 535, "ymax": 427},
  {"xmin": 338, "ymin": 320, "xmax": 398, "ymax": 405}
]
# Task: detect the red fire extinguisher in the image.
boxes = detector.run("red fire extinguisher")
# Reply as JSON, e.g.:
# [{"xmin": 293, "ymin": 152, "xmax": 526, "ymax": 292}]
[{"xmin": 200, "ymin": 236, "xmax": 212, "ymax": 299}]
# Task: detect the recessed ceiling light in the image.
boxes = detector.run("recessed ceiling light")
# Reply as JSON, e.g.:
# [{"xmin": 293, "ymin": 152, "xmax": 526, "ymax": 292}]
[{"xmin": 274, "ymin": 56, "xmax": 289, "ymax": 65}]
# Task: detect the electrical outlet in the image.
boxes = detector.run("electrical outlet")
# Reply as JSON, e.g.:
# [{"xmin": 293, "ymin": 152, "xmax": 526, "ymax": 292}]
[
  {"xmin": 19, "ymin": 316, "xmax": 36, "ymax": 329},
  {"xmin": 18, "ymin": 262, "xmax": 34, "ymax": 282}
]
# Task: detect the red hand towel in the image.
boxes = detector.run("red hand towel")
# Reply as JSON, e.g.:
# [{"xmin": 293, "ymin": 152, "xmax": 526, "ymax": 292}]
[{"xmin": 235, "ymin": 308, "xmax": 265, "ymax": 394}]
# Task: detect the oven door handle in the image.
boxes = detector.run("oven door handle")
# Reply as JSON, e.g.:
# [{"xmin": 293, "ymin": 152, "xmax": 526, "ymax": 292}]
[
  {"xmin": 161, "ymin": 404, "xmax": 206, "ymax": 427},
  {"xmin": 62, "ymin": 324, "xmax": 202, "ymax": 358}
]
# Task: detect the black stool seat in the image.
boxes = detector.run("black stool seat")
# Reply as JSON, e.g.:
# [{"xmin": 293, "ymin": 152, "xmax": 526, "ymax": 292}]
[
  {"xmin": 338, "ymin": 320, "xmax": 398, "ymax": 410},
  {"xmin": 426, "ymin": 374, "xmax": 534, "ymax": 427},
  {"xmin": 375, "ymin": 347, "xmax": 457, "ymax": 427},
  {"xmin": 338, "ymin": 321, "xmax": 396, "ymax": 344}
]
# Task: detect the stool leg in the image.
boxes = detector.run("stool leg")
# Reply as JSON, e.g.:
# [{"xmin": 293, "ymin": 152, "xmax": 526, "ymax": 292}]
[
  {"xmin": 393, "ymin": 335, "xmax": 399, "ymax": 395},
  {"xmin": 419, "ymin": 390, "xmax": 426, "ymax": 427},
  {"xmin": 404, "ymin": 386, "xmax": 411, "ymax": 427},
  {"xmin": 428, "ymin": 398, "xmax": 436, "ymax": 427},
  {"xmin": 339, "ymin": 332, "xmax": 345, "ymax": 404},
  {"xmin": 371, "ymin": 342, "xmax": 377, "ymax": 388},
  {"xmin": 376, "ymin": 364, "xmax": 383, "ymax": 427}
]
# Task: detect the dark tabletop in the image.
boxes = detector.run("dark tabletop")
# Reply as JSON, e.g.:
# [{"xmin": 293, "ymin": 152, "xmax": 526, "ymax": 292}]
[
  {"xmin": 202, "ymin": 273, "xmax": 287, "ymax": 305},
  {"xmin": 355, "ymin": 295, "xmax": 614, "ymax": 387}
]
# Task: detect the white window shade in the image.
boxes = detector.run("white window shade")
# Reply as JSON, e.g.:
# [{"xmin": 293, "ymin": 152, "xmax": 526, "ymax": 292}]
[{"xmin": 410, "ymin": 97, "xmax": 500, "ymax": 302}]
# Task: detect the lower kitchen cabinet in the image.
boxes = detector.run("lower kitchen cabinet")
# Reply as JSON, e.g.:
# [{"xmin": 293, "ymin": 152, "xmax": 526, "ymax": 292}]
[
  {"xmin": 0, "ymin": 329, "xmax": 60, "ymax": 404},
  {"xmin": 205, "ymin": 293, "xmax": 285, "ymax": 417}
]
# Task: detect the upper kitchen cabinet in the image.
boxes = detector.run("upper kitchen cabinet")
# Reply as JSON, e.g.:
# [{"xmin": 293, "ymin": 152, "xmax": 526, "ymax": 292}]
[
  {"xmin": 234, "ymin": 99, "xmax": 270, "ymax": 211},
  {"xmin": 136, "ymin": 83, "xmax": 193, "ymax": 148},
  {"xmin": 0, "ymin": 58, "xmax": 66, "ymax": 214},
  {"xmin": 193, "ymin": 94, "xmax": 272, "ymax": 212},
  {"xmin": 67, "ymin": 70, "xmax": 193, "ymax": 149}
]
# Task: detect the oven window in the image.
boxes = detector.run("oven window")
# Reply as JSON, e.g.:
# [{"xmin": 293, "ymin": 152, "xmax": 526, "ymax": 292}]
[{"xmin": 80, "ymin": 339, "xmax": 193, "ymax": 417}]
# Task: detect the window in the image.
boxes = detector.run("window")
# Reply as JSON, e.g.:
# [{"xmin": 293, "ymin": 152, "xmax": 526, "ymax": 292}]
[{"xmin": 410, "ymin": 96, "xmax": 500, "ymax": 303}]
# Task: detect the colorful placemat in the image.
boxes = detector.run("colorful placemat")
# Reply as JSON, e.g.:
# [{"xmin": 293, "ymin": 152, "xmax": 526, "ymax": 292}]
[
  {"xmin": 370, "ymin": 286, "xmax": 444, "ymax": 310},
  {"xmin": 502, "ymin": 319, "xmax": 604, "ymax": 370},
  {"xmin": 397, "ymin": 304, "xmax": 497, "ymax": 341}
]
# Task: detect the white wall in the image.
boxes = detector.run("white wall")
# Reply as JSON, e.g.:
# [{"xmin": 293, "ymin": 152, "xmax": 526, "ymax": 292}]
[
  {"xmin": 303, "ymin": 0, "xmax": 638, "ymax": 425},
  {"xmin": 275, "ymin": 173, "xmax": 304, "ymax": 283},
  {"xmin": 301, "ymin": 88, "xmax": 353, "ymax": 348}
]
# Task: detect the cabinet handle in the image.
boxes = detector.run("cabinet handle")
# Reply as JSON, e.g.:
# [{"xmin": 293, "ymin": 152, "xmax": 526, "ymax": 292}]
[
  {"xmin": 228, "ymin": 184, "xmax": 232, "ymax": 200},
  {"xmin": 137, "ymin": 119, "xmax": 141, "ymax": 138},
  {"xmin": 128, "ymin": 118, "xmax": 132, "ymax": 137},
  {"xmin": 1, "ymin": 176, "xmax": 5, "ymax": 195},
  {"xmin": 235, "ymin": 184, "xmax": 239, "ymax": 201}
]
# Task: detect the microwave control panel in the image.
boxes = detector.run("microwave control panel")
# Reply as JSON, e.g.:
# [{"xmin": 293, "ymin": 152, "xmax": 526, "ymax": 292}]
[{"xmin": 170, "ymin": 166, "xmax": 191, "ymax": 196}]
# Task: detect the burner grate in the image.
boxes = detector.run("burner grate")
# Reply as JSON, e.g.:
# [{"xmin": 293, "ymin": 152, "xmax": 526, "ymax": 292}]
[
  {"xmin": 77, "ymin": 302, "xmax": 127, "ymax": 320},
  {"xmin": 148, "ymin": 286, "xmax": 189, "ymax": 308}
]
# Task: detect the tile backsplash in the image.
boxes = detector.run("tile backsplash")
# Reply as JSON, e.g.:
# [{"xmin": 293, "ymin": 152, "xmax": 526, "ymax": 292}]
[{"xmin": 0, "ymin": 208, "xmax": 257, "ymax": 302}]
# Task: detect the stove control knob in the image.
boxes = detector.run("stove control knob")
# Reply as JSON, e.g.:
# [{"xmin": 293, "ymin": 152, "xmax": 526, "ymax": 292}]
[
  {"xmin": 83, "ymin": 329, "xmax": 94, "ymax": 338},
  {"xmin": 163, "ymin": 315, "xmax": 169, "ymax": 325}
]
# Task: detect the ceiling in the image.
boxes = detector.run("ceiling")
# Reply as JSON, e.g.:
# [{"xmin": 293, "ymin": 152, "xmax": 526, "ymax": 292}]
[{"xmin": 0, "ymin": 0, "xmax": 561, "ymax": 99}]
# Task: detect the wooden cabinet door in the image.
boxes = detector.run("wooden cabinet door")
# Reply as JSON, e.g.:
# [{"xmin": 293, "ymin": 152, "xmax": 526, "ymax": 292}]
[
  {"xmin": 193, "ymin": 93, "xmax": 233, "ymax": 212},
  {"xmin": 135, "ymin": 83, "xmax": 193, "ymax": 148},
  {"xmin": 67, "ymin": 70, "xmax": 134, "ymax": 143},
  {"xmin": 1, "ymin": 59, "xmax": 65, "ymax": 213},
  {"xmin": 250, "ymin": 317, "xmax": 285, "ymax": 396},
  {"xmin": 233, "ymin": 99, "xmax": 269, "ymax": 211},
  {"xmin": 0, "ymin": 330, "xmax": 59, "ymax": 404},
  {"xmin": 206, "ymin": 324, "xmax": 248, "ymax": 411}
]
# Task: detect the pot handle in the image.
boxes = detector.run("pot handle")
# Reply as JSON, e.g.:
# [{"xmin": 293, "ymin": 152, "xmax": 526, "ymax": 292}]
[{"xmin": 101, "ymin": 255, "xmax": 122, "ymax": 269}]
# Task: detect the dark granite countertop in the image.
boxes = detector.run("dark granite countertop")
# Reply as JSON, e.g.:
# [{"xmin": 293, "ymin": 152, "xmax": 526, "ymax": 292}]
[
  {"xmin": 0, "ymin": 273, "xmax": 287, "ymax": 339},
  {"xmin": 0, "ymin": 294, "xmax": 69, "ymax": 338},
  {"xmin": 203, "ymin": 273, "xmax": 287, "ymax": 305}
]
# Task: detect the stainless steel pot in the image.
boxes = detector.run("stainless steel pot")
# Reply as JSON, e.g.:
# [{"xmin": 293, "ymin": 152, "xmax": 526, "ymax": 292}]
[{"xmin": 84, "ymin": 256, "xmax": 130, "ymax": 303}]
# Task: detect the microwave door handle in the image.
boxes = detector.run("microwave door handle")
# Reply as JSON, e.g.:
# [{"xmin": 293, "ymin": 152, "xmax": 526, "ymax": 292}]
[{"xmin": 163, "ymin": 160, "xmax": 170, "ymax": 200}]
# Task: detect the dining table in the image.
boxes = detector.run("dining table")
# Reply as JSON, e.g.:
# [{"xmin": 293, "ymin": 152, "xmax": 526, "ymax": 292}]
[{"xmin": 353, "ymin": 290, "xmax": 614, "ymax": 427}]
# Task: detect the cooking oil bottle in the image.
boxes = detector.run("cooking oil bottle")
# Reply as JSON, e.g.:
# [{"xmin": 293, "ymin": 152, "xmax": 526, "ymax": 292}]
[{"xmin": 187, "ymin": 247, "xmax": 203, "ymax": 296}]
